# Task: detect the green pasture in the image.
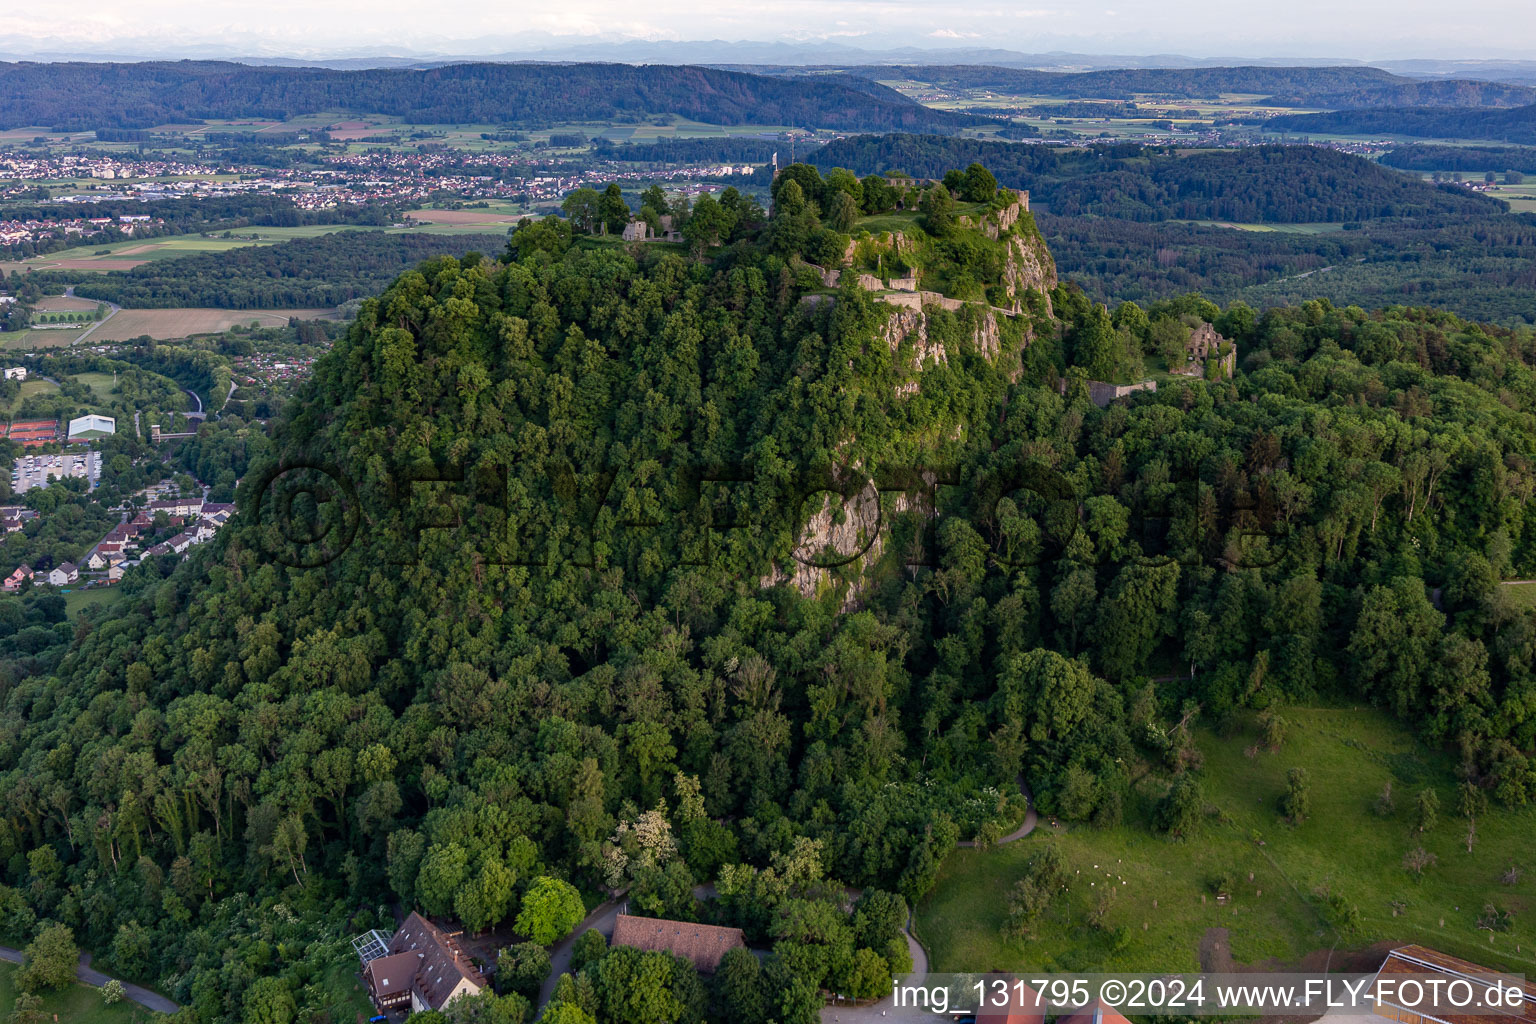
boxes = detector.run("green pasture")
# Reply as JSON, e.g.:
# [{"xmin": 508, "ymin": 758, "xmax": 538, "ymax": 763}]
[{"xmin": 919, "ymin": 707, "xmax": 1536, "ymax": 976}]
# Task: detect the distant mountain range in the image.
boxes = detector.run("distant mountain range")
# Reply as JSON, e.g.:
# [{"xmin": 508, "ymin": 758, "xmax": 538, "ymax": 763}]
[
  {"xmin": 0, "ymin": 61, "xmax": 982, "ymax": 133},
  {"xmin": 5, "ymin": 38, "xmax": 1536, "ymax": 85}
]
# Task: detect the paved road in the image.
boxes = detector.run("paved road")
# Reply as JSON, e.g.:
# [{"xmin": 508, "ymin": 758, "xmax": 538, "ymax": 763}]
[
  {"xmin": 0, "ymin": 946, "xmax": 178, "ymax": 1014},
  {"xmin": 958, "ymin": 778, "xmax": 1036, "ymax": 848},
  {"xmin": 535, "ymin": 896, "xmax": 626, "ymax": 1011},
  {"xmin": 63, "ymin": 287, "xmax": 120, "ymax": 345}
]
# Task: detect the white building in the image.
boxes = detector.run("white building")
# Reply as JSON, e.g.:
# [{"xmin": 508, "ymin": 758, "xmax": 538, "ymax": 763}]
[
  {"xmin": 3, "ymin": 367, "xmax": 25, "ymax": 381},
  {"xmin": 67, "ymin": 414, "xmax": 116, "ymax": 439}
]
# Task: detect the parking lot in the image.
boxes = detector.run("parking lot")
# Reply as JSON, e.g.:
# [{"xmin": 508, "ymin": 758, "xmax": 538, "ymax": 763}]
[{"xmin": 11, "ymin": 451, "xmax": 102, "ymax": 493}]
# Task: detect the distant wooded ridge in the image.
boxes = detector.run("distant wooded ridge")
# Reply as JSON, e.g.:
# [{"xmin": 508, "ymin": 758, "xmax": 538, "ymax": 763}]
[
  {"xmin": 1269, "ymin": 103, "xmax": 1536, "ymax": 144},
  {"xmin": 809, "ymin": 134, "xmax": 1502, "ymax": 222},
  {"xmin": 0, "ymin": 60, "xmax": 983, "ymax": 132},
  {"xmin": 761, "ymin": 64, "xmax": 1536, "ymax": 108}
]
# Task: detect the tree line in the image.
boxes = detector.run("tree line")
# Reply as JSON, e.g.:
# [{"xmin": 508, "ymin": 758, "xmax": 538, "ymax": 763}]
[{"xmin": 0, "ymin": 61, "xmax": 982, "ymax": 134}]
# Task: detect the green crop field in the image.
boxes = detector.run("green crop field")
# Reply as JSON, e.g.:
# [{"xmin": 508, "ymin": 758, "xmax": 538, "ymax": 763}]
[{"xmin": 919, "ymin": 707, "xmax": 1536, "ymax": 976}]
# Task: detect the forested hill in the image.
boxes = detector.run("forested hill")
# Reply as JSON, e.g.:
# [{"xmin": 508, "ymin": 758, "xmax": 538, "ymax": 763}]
[
  {"xmin": 810, "ymin": 135, "xmax": 1501, "ymax": 221},
  {"xmin": 4, "ymin": 163, "xmax": 1536, "ymax": 1021},
  {"xmin": 0, "ymin": 60, "xmax": 981, "ymax": 132},
  {"xmin": 1268, "ymin": 103, "xmax": 1536, "ymax": 144},
  {"xmin": 830, "ymin": 64, "xmax": 1536, "ymax": 108}
]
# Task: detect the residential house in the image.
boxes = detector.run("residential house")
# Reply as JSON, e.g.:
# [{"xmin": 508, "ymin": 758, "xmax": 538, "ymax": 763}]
[
  {"xmin": 148, "ymin": 497, "xmax": 203, "ymax": 518},
  {"xmin": 2, "ymin": 565, "xmax": 32, "ymax": 592},
  {"xmin": 361, "ymin": 913, "xmax": 485, "ymax": 1014},
  {"xmin": 86, "ymin": 550, "xmax": 109, "ymax": 570},
  {"xmin": 107, "ymin": 563, "xmax": 125, "ymax": 582},
  {"xmin": 610, "ymin": 914, "xmax": 745, "ymax": 973},
  {"xmin": 48, "ymin": 562, "xmax": 78, "ymax": 586}
]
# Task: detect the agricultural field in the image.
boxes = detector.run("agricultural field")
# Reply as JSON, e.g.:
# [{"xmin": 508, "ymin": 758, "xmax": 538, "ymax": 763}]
[
  {"xmin": 0, "ymin": 326, "xmax": 92, "ymax": 352},
  {"xmin": 400, "ymin": 207, "xmax": 528, "ymax": 231},
  {"xmin": 1169, "ymin": 220, "xmax": 1350, "ymax": 234},
  {"xmin": 919, "ymin": 707, "xmax": 1536, "ymax": 976},
  {"xmin": 89, "ymin": 308, "xmax": 336, "ymax": 341}
]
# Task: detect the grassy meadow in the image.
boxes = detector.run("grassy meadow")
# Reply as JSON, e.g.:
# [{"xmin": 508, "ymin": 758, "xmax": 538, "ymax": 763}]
[{"xmin": 918, "ymin": 707, "xmax": 1536, "ymax": 976}]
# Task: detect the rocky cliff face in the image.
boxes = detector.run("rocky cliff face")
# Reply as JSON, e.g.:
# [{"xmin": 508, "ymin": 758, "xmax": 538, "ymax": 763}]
[
  {"xmin": 764, "ymin": 190, "xmax": 1061, "ymax": 608},
  {"xmin": 1001, "ymin": 230, "xmax": 1058, "ymax": 317}
]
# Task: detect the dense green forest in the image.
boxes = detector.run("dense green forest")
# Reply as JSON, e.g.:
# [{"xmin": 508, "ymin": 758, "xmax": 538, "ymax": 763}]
[
  {"xmin": 824, "ymin": 64, "xmax": 1536, "ymax": 107},
  {"xmin": 0, "ymin": 61, "xmax": 981, "ymax": 133},
  {"xmin": 1038, "ymin": 213, "xmax": 1536, "ymax": 326},
  {"xmin": 810, "ymin": 135, "xmax": 1501, "ymax": 222},
  {"xmin": 3, "ymin": 161, "xmax": 1536, "ymax": 1024},
  {"xmin": 47, "ymin": 231, "xmax": 507, "ymax": 309},
  {"xmin": 1381, "ymin": 144, "xmax": 1536, "ymax": 174},
  {"xmin": 1268, "ymin": 103, "xmax": 1536, "ymax": 144}
]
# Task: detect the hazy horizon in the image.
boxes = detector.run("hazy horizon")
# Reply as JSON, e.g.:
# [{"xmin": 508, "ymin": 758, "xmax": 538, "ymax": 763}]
[{"xmin": 2, "ymin": 0, "xmax": 1535, "ymax": 66}]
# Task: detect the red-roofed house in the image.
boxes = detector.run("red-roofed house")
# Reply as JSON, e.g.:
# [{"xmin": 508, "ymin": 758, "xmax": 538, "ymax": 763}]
[
  {"xmin": 610, "ymin": 913, "xmax": 746, "ymax": 973},
  {"xmin": 361, "ymin": 913, "xmax": 485, "ymax": 1014}
]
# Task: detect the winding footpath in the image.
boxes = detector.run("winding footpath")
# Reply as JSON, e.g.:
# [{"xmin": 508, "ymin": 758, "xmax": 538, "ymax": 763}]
[{"xmin": 0, "ymin": 946, "xmax": 179, "ymax": 1014}]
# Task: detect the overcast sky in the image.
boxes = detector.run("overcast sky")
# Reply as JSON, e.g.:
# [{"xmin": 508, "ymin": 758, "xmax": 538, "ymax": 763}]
[{"xmin": 1, "ymin": 0, "xmax": 1534, "ymax": 60}]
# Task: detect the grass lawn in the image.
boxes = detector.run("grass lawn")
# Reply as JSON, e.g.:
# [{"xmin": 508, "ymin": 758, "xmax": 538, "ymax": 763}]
[
  {"xmin": 856, "ymin": 212, "xmax": 923, "ymax": 235},
  {"xmin": 919, "ymin": 707, "xmax": 1536, "ymax": 976},
  {"xmin": 72, "ymin": 372, "xmax": 120, "ymax": 399},
  {"xmin": 0, "ymin": 377, "xmax": 61, "ymax": 412},
  {"xmin": 1500, "ymin": 581, "xmax": 1536, "ymax": 611},
  {"xmin": 0, "ymin": 961, "xmax": 149, "ymax": 1024},
  {"xmin": 63, "ymin": 588, "xmax": 127, "ymax": 614}
]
